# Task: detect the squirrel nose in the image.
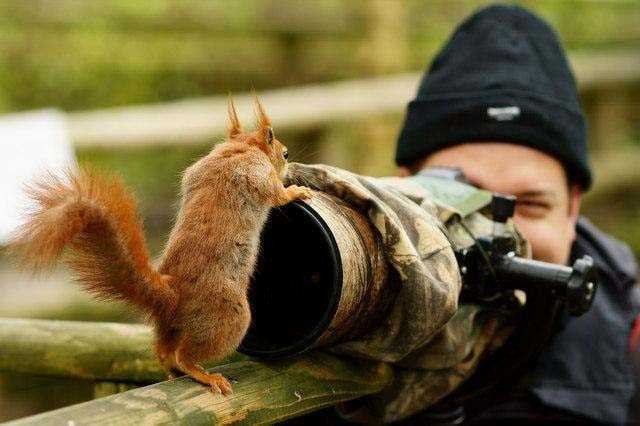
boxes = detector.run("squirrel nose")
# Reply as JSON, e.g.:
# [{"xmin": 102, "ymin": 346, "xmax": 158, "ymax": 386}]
[{"xmin": 283, "ymin": 150, "xmax": 289, "ymax": 160}]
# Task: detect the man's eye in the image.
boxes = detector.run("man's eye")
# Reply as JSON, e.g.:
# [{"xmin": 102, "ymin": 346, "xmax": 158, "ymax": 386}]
[
  {"xmin": 518, "ymin": 200, "xmax": 548, "ymax": 208},
  {"xmin": 516, "ymin": 200, "xmax": 550, "ymax": 217}
]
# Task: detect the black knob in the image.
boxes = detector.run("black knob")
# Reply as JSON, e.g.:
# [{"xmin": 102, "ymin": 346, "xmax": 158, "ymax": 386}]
[
  {"xmin": 566, "ymin": 255, "xmax": 597, "ymax": 316},
  {"xmin": 496, "ymin": 254, "xmax": 598, "ymax": 317}
]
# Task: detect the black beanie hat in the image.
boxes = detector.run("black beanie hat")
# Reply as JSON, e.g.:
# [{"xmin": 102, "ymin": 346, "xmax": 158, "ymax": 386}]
[{"xmin": 395, "ymin": 4, "xmax": 592, "ymax": 189}]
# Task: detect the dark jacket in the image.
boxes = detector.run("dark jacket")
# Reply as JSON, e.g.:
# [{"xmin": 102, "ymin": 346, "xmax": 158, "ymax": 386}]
[
  {"xmin": 470, "ymin": 217, "xmax": 639, "ymax": 424},
  {"xmin": 529, "ymin": 217, "xmax": 640, "ymax": 423}
]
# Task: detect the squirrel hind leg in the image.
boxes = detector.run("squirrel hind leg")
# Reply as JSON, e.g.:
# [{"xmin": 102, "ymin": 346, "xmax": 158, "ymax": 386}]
[
  {"xmin": 157, "ymin": 350, "xmax": 179, "ymax": 379},
  {"xmin": 155, "ymin": 337, "xmax": 180, "ymax": 379},
  {"xmin": 174, "ymin": 345, "xmax": 233, "ymax": 396}
]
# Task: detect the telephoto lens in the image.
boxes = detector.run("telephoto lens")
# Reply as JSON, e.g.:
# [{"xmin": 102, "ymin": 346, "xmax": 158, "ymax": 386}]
[{"xmin": 239, "ymin": 192, "xmax": 393, "ymax": 358}]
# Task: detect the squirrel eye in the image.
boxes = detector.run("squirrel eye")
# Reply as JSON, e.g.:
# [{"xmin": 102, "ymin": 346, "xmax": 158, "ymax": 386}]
[
  {"xmin": 266, "ymin": 127, "xmax": 274, "ymax": 144},
  {"xmin": 283, "ymin": 150, "xmax": 289, "ymax": 160}
]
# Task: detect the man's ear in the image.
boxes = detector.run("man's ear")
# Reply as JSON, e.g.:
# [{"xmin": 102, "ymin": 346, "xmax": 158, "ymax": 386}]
[
  {"xmin": 567, "ymin": 183, "xmax": 582, "ymax": 241},
  {"xmin": 227, "ymin": 95, "xmax": 243, "ymax": 139}
]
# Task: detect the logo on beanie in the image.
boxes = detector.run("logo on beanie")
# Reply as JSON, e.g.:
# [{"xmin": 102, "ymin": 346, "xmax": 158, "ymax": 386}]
[{"xmin": 487, "ymin": 106, "xmax": 521, "ymax": 121}]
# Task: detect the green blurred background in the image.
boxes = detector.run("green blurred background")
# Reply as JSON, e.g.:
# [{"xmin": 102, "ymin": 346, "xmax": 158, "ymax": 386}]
[
  {"xmin": 0, "ymin": 0, "xmax": 639, "ymax": 421},
  {"xmin": 0, "ymin": 0, "xmax": 638, "ymax": 317},
  {"xmin": 1, "ymin": 0, "xmax": 638, "ymax": 111},
  {"xmin": 0, "ymin": 0, "xmax": 637, "ymax": 312}
]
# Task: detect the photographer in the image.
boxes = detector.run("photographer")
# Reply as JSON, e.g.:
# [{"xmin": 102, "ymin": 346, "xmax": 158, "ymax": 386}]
[{"xmin": 395, "ymin": 5, "xmax": 639, "ymax": 423}]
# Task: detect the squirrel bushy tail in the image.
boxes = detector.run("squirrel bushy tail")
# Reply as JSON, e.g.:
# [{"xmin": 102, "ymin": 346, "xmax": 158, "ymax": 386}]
[{"xmin": 9, "ymin": 169, "xmax": 177, "ymax": 316}]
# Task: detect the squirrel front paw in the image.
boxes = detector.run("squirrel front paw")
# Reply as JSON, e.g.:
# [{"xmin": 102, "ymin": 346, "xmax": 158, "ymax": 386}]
[{"xmin": 286, "ymin": 185, "xmax": 314, "ymax": 201}]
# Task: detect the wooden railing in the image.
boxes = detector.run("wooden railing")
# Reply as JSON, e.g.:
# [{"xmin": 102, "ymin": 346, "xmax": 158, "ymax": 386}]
[
  {"xmin": 65, "ymin": 50, "xmax": 640, "ymax": 148},
  {"xmin": 0, "ymin": 318, "xmax": 392, "ymax": 424}
]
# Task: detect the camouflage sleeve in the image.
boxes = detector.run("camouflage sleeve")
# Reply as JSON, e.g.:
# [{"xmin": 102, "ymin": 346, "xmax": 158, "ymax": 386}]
[{"xmin": 287, "ymin": 163, "xmax": 516, "ymax": 422}]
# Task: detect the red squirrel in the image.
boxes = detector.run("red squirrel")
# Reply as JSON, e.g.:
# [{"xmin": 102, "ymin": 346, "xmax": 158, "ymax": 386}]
[{"xmin": 8, "ymin": 97, "xmax": 313, "ymax": 395}]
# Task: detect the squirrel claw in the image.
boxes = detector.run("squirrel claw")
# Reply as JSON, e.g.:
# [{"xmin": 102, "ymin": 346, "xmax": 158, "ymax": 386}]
[
  {"xmin": 288, "ymin": 185, "xmax": 313, "ymax": 201},
  {"xmin": 298, "ymin": 187, "xmax": 314, "ymax": 200},
  {"xmin": 208, "ymin": 374, "xmax": 233, "ymax": 396}
]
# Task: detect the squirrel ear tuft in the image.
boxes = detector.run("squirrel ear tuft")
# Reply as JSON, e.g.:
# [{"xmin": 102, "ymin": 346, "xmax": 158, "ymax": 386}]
[
  {"xmin": 227, "ymin": 94, "xmax": 243, "ymax": 139},
  {"xmin": 252, "ymin": 92, "xmax": 271, "ymax": 131}
]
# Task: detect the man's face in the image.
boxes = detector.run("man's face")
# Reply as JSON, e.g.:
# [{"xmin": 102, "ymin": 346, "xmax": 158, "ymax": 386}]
[{"xmin": 400, "ymin": 143, "xmax": 581, "ymax": 265}]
